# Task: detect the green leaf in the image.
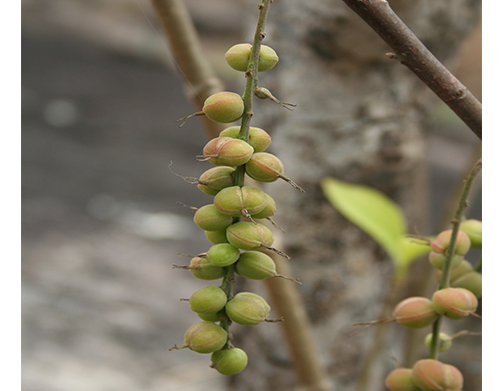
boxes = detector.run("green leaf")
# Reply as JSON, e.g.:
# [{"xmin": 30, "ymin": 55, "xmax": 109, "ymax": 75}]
[
  {"xmin": 321, "ymin": 177, "xmax": 407, "ymax": 266},
  {"xmin": 399, "ymin": 236, "xmax": 431, "ymax": 276}
]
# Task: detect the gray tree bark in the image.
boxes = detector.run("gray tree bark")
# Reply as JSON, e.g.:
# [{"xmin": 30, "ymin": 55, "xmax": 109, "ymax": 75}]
[{"xmin": 231, "ymin": 1, "xmax": 481, "ymax": 390}]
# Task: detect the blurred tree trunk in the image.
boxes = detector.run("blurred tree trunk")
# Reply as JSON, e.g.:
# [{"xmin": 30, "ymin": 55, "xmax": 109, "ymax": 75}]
[{"xmin": 231, "ymin": 1, "xmax": 481, "ymax": 390}]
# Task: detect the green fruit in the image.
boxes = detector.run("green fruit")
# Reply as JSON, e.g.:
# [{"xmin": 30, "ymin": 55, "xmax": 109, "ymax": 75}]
[
  {"xmin": 430, "ymin": 230, "xmax": 471, "ymax": 256},
  {"xmin": 452, "ymin": 270, "xmax": 482, "ymax": 298},
  {"xmin": 197, "ymin": 312, "xmax": 221, "ymax": 322},
  {"xmin": 189, "ymin": 256, "xmax": 225, "ymax": 280},
  {"xmin": 225, "ymin": 292, "xmax": 271, "ymax": 326},
  {"xmin": 251, "ymin": 193, "xmax": 276, "ymax": 219},
  {"xmin": 245, "ymin": 152, "xmax": 285, "ymax": 183},
  {"xmin": 226, "ymin": 222, "xmax": 274, "ymax": 251},
  {"xmin": 385, "ymin": 368, "xmax": 419, "ymax": 391},
  {"xmin": 424, "ymin": 332, "xmax": 452, "ymax": 352},
  {"xmin": 205, "ymin": 229, "xmax": 229, "ymax": 244},
  {"xmin": 202, "ymin": 92, "xmax": 244, "ymax": 123},
  {"xmin": 460, "ymin": 219, "xmax": 482, "ymax": 248},
  {"xmin": 206, "ymin": 243, "xmax": 240, "ymax": 267},
  {"xmin": 198, "ymin": 166, "xmax": 236, "ymax": 196},
  {"xmin": 219, "ymin": 126, "xmax": 272, "ymax": 152},
  {"xmin": 428, "ymin": 251, "xmax": 463, "ymax": 271},
  {"xmin": 411, "ymin": 359, "xmax": 463, "ymax": 391},
  {"xmin": 432, "ymin": 287, "xmax": 478, "ymax": 320},
  {"xmin": 183, "ymin": 321, "xmax": 228, "ymax": 354},
  {"xmin": 224, "ymin": 43, "xmax": 279, "ymax": 72},
  {"xmin": 214, "ymin": 186, "xmax": 268, "ymax": 217},
  {"xmin": 393, "ymin": 297, "xmax": 438, "ymax": 329},
  {"xmin": 235, "ymin": 251, "xmax": 278, "ymax": 280},
  {"xmin": 194, "ymin": 204, "xmax": 233, "ymax": 232},
  {"xmin": 189, "ymin": 286, "xmax": 227, "ymax": 314},
  {"xmin": 203, "ymin": 137, "xmax": 254, "ymax": 167},
  {"xmin": 211, "ymin": 348, "xmax": 248, "ymax": 375}
]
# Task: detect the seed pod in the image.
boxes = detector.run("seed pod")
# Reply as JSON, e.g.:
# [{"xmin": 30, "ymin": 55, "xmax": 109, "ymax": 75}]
[
  {"xmin": 385, "ymin": 368, "xmax": 419, "ymax": 391},
  {"xmin": 202, "ymin": 92, "xmax": 244, "ymax": 123},
  {"xmin": 424, "ymin": 332, "xmax": 452, "ymax": 352},
  {"xmin": 225, "ymin": 292, "xmax": 271, "ymax": 326},
  {"xmin": 245, "ymin": 152, "xmax": 285, "ymax": 182},
  {"xmin": 194, "ymin": 204, "xmax": 233, "ymax": 232},
  {"xmin": 189, "ymin": 286, "xmax": 227, "ymax": 314},
  {"xmin": 198, "ymin": 166, "xmax": 236, "ymax": 196},
  {"xmin": 432, "ymin": 287, "xmax": 478, "ymax": 320},
  {"xmin": 182, "ymin": 321, "xmax": 228, "ymax": 354},
  {"xmin": 197, "ymin": 312, "xmax": 221, "ymax": 322},
  {"xmin": 219, "ymin": 126, "xmax": 272, "ymax": 153},
  {"xmin": 224, "ymin": 43, "xmax": 279, "ymax": 72},
  {"xmin": 211, "ymin": 348, "xmax": 248, "ymax": 375},
  {"xmin": 214, "ymin": 186, "xmax": 268, "ymax": 217},
  {"xmin": 436, "ymin": 260, "xmax": 474, "ymax": 283},
  {"xmin": 393, "ymin": 297, "xmax": 438, "ymax": 329},
  {"xmin": 251, "ymin": 193, "xmax": 276, "ymax": 219},
  {"xmin": 226, "ymin": 222, "xmax": 274, "ymax": 251},
  {"xmin": 460, "ymin": 219, "xmax": 482, "ymax": 248},
  {"xmin": 430, "ymin": 230, "xmax": 471, "ymax": 256},
  {"xmin": 205, "ymin": 229, "xmax": 229, "ymax": 245},
  {"xmin": 428, "ymin": 251, "xmax": 463, "ymax": 271},
  {"xmin": 189, "ymin": 256, "xmax": 225, "ymax": 280},
  {"xmin": 235, "ymin": 251, "xmax": 296, "ymax": 282},
  {"xmin": 203, "ymin": 137, "xmax": 254, "ymax": 167},
  {"xmin": 451, "ymin": 270, "xmax": 482, "ymax": 298},
  {"xmin": 206, "ymin": 243, "xmax": 240, "ymax": 267},
  {"xmin": 411, "ymin": 359, "xmax": 463, "ymax": 391}
]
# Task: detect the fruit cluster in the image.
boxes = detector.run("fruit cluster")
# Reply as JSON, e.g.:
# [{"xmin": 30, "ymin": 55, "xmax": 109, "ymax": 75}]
[
  {"xmin": 385, "ymin": 220, "xmax": 482, "ymax": 390},
  {"xmin": 170, "ymin": 38, "xmax": 301, "ymax": 376}
]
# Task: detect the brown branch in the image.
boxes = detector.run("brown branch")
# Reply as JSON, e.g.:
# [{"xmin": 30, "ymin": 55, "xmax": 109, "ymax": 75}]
[
  {"xmin": 150, "ymin": 0, "xmax": 226, "ymax": 139},
  {"xmin": 341, "ymin": 0, "xmax": 482, "ymax": 140}
]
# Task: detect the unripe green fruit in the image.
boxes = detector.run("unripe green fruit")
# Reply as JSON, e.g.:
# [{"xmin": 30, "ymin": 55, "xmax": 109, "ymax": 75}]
[
  {"xmin": 460, "ymin": 219, "xmax": 482, "ymax": 248},
  {"xmin": 411, "ymin": 359, "xmax": 463, "ymax": 391},
  {"xmin": 211, "ymin": 348, "xmax": 248, "ymax": 375},
  {"xmin": 202, "ymin": 92, "xmax": 244, "ymax": 123},
  {"xmin": 198, "ymin": 166, "xmax": 236, "ymax": 196},
  {"xmin": 235, "ymin": 251, "xmax": 278, "ymax": 280},
  {"xmin": 393, "ymin": 297, "xmax": 438, "ymax": 329},
  {"xmin": 251, "ymin": 193, "xmax": 276, "ymax": 219},
  {"xmin": 189, "ymin": 256, "xmax": 225, "ymax": 280},
  {"xmin": 203, "ymin": 137, "xmax": 254, "ymax": 167},
  {"xmin": 225, "ymin": 292, "xmax": 271, "ymax": 326},
  {"xmin": 428, "ymin": 251, "xmax": 463, "ymax": 271},
  {"xmin": 205, "ymin": 229, "xmax": 229, "ymax": 244},
  {"xmin": 436, "ymin": 260, "xmax": 474, "ymax": 282},
  {"xmin": 432, "ymin": 287, "xmax": 478, "ymax": 320},
  {"xmin": 214, "ymin": 186, "xmax": 268, "ymax": 217},
  {"xmin": 206, "ymin": 243, "xmax": 240, "ymax": 267},
  {"xmin": 226, "ymin": 222, "xmax": 274, "ymax": 250},
  {"xmin": 424, "ymin": 332, "xmax": 452, "ymax": 352},
  {"xmin": 189, "ymin": 286, "xmax": 227, "ymax": 314},
  {"xmin": 219, "ymin": 126, "xmax": 272, "ymax": 152},
  {"xmin": 224, "ymin": 43, "xmax": 279, "ymax": 72},
  {"xmin": 194, "ymin": 204, "xmax": 233, "ymax": 232},
  {"xmin": 385, "ymin": 368, "xmax": 419, "ymax": 391},
  {"xmin": 197, "ymin": 312, "xmax": 221, "ymax": 322},
  {"xmin": 451, "ymin": 270, "xmax": 482, "ymax": 298},
  {"xmin": 183, "ymin": 321, "xmax": 228, "ymax": 354},
  {"xmin": 245, "ymin": 152, "xmax": 285, "ymax": 182},
  {"xmin": 430, "ymin": 230, "xmax": 471, "ymax": 256}
]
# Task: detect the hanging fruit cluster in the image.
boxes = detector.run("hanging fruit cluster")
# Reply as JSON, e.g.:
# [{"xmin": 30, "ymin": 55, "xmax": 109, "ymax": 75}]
[
  {"xmin": 170, "ymin": 2, "xmax": 302, "ymax": 375},
  {"xmin": 385, "ymin": 220, "xmax": 482, "ymax": 390}
]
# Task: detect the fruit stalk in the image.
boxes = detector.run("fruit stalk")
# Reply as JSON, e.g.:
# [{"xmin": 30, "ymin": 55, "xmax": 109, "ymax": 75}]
[{"xmin": 429, "ymin": 158, "xmax": 482, "ymax": 359}]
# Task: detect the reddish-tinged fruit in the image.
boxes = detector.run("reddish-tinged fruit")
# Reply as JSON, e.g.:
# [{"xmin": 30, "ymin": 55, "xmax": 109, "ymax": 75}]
[
  {"xmin": 393, "ymin": 297, "xmax": 438, "ymax": 329},
  {"xmin": 225, "ymin": 292, "xmax": 271, "ymax": 326},
  {"xmin": 189, "ymin": 256, "xmax": 225, "ymax": 281},
  {"xmin": 214, "ymin": 186, "xmax": 268, "ymax": 217},
  {"xmin": 219, "ymin": 126, "xmax": 272, "ymax": 153},
  {"xmin": 226, "ymin": 222, "xmax": 274, "ymax": 250},
  {"xmin": 245, "ymin": 152, "xmax": 285, "ymax": 182},
  {"xmin": 198, "ymin": 166, "xmax": 236, "ymax": 196},
  {"xmin": 182, "ymin": 321, "xmax": 228, "ymax": 354},
  {"xmin": 411, "ymin": 359, "xmax": 463, "ymax": 391},
  {"xmin": 251, "ymin": 193, "xmax": 277, "ymax": 219},
  {"xmin": 385, "ymin": 368, "xmax": 419, "ymax": 391},
  {"xmin": 430, "ymin": 230, "xmax": 471, "ymax": 256},
  {"xmin": 432, "ymin": 287, "xmax": 478, "ymax": 320},
  {"xmin": 203, "ymin": 137, "xmax": 254, "ymax": 167},
  {"xmin": 202, "ymin": 92, "xmax": 244, "ymax": 123}
]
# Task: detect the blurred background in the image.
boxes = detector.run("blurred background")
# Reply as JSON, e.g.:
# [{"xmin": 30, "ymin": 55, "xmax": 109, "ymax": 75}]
[{"xmin": 21, "ymin": 0, "xmax": 481, "ymax": 390}]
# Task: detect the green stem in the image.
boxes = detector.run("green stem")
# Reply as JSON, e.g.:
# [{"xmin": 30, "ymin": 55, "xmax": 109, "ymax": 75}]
[{"xmin": 429, "ymin": 158, "xmax": 482, "ymax": 359}]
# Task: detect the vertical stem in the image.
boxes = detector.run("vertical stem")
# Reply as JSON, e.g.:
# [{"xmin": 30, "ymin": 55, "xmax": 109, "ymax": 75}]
[{"xmin": 428, "ymin": 159, "xmax": 482, "ymax": 359}]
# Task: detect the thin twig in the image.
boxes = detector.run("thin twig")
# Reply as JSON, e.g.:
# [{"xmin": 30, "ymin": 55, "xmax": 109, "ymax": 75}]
[{"xmin": 341, "ymin": 0, "xmax": 482, "ymax": 140}]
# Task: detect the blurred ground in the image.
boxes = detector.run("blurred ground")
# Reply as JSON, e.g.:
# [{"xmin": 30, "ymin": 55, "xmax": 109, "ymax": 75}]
[{"xmin": 21, "ymin": 1, "xmax": 481, "ymax": 390}]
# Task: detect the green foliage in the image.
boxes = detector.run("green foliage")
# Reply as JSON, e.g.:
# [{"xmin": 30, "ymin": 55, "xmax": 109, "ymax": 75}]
[{"xmin": 321, "ymin": 177, "xmax": 430, "ymax": 277}]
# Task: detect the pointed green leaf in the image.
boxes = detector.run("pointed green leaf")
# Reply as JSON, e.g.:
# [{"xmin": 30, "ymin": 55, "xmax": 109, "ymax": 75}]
[
  {"xmin": 321, "ymin": 177, "xmax": 406, "ymax": 264},
  {"xmin": 398, "ymin": 236, "xmax": 431, "ymax": 276}
]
